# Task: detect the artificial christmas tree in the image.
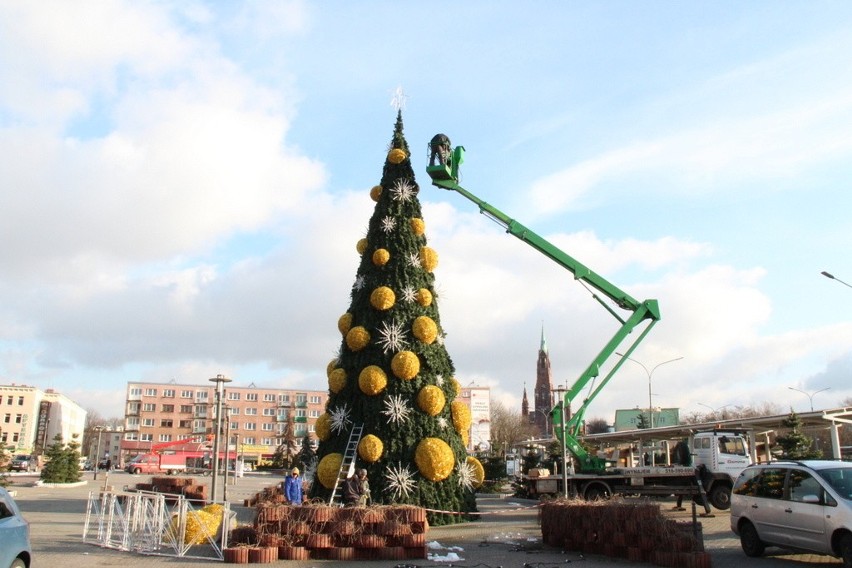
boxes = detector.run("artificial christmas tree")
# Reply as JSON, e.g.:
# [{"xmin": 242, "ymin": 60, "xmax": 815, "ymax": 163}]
[{"xmin": 310, "ymin": 111, "xmax": 480, "ymax": 524}]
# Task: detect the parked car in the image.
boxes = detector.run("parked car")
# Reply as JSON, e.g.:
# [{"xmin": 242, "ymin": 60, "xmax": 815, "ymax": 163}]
[
  {"xmin": 8, "ymin": 456, "xmax": 35, "ymax": 473},
  {"xmin": 730, "ymin": 460, "xmax": 852, "ymax": 566},
  {"xmin": 0, "ymin": 486, "xmax": 31, "ymax": 568}
]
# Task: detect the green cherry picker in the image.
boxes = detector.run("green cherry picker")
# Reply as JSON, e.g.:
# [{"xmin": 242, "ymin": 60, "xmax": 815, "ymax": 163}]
[{"xmin": 426, "ymin": 134, "xmax": 661, "ymax": 476}]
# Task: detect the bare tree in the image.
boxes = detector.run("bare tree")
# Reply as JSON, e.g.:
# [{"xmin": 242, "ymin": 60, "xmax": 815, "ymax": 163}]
[
  {"xmin": 584, "ymin": 417, "xmax": 610, "ymax": 434},
  {"xmin": 490, "ymin": 401, "xmax": 536, "ymax": 454}
]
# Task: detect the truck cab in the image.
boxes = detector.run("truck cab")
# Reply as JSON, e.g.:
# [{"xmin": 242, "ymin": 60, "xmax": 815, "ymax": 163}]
[{"xmin": 689, "ymin": 431, "xmax": 752, "ymax": 509}]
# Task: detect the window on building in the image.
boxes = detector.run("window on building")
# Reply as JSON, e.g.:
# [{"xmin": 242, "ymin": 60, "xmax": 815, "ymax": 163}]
[
  {"xmin": 263, "ymin": 408, "xmax": 275, "ymax": 416},
  {"xmin": 3, "ymin": 414, "xmax": 9, "ymax": 423},
  {"xmin": 14, "ymin": 414, "xmax": 22, "ymax": 424},
  {"xmin": 296, "ymin": 410, "xmax": 306, "ymax": 418},
  {"xmin": 140, "ymin": 433, "xmax": 153, "ymax": 442},
  {"xmin": 158, "ymin": 434, "xmax": 172, "ymax": 442},
  {"xmin": 124, "ymin": 432, "xmax": 138, "ymax": 441},
  {"xmin": 0, "ymin": 432, "xmax": 6, "ymax": 442},
  {"xmin": 308, "ymin": 424, "xmax": 315, "ymax": 432},
  {"xmin": 227, "ymin": 392, "xmax": 240, "ymax": 401},
  {"xmin": 245, "ymin": 423, "xmax": 256, "ymax": 431},
  {"xmin": 160, "ymin": 419, "xmax": 173, "ymax": 428},
  {"xmin": 244, "ymin": 437, "xmax": 255, "ymax": 445},
  {"xmin": 296, "ymin": 393, "xmax": 307, "ymax": 403},
  {"xmin": 143, "ymin": 403, "xmax": 155, "ymax": 412},
  {"xmin": 144, "ymin": 388, "xmax": 157, "ymax": 396},
  {"xmin": 12, "ymin": 433, "xmax": 19, "ymax": 442},
  {"xmin": 245, "ymin": 408, "xmax": 257, "ymax": 415},
  {"xmin": 263, "ymin": 394, "xmax": 276, "ymax": 402},
  {"xmin": 181, "ymin": 390, "xmax": 193, "ymax": 398},
  {"xmin": 309, "ymin": 395, "xmax": 321, "ymax": 404},
  {"xmin": 179, "ymin": 419, "xmax": 192, "ymax": 428},
  {"xmin": 5, "ymin": 396, "xmax": 12, "ymax": 404},
  {"xmin": 194, "ymin": 405, "xmax": 207, "ymax": 417},
  {"xmin": 142, "ymin": 418, "xmax": 154, "ymax": 427},
  {"xmin": 17, "ymin": 396, "xmax": 24, "ymax": 406},
  {"xmin": 129, "ymin": 387, "xmax": 142, "ymax": 396},
  {"xmin": 162, "ymin": 404, "xmax": 174, "ymax": 413},
  {"xmin": 230, "ymin": 422, "xmax": 239, "ymax": 430},
  {"xmin": 262, "ymin": 423, "xmax": 274, "ymax": 431},
  {"xmin": 126, "ymin": 417, "xmax": 139, "ymax": 427},
  {"xmin": 262, "ymin": 438, "xmax": 273, "ymax": 446},
  {"xmin": 128, "ymin": 402, "xmax": 140, "ymax": 413},
  {"xmin": 196, "ymin": 391, "xmax": 208, "ymax": 400},
  {"xmin": 280, "ymin": 394, "xmax": 290, "ymax": 402},
  {"xmin": 309, "ymin": 410, "xmax": 320, "ymax": 418},
  {"xmin": 295, "ymin": 427, "xmax": 306, "ymax": 436},
  {"xmin": 229, "ymin": 407, "xmax": 240, "ymax": 415},
  {"xmin": 246, "ymin": 393, "xmax": 258, "ymax": 401},
  {"xmin": 193, "ymin": 420, "xmax": 206, "ymax": 432},
  {"xmin": 180, "ymin": 405, "xmax": 193, "ymax": 413}
]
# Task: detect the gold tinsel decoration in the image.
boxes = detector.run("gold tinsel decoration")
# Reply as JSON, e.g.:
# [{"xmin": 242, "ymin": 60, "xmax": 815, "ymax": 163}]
[
  {"xmin": 358, "ymin": 434, "xmax": 384, "ymax": 462},
  {"xmin": 391, "ymin": 350, "xmax": 420, "ymax": 380},
  {"xmin": 317, "ymin": 453, "xmax": 344, "ymax": 489},
  {"xmin": 451, "ymin": 400, "xmax": 472, "ymax": 433},
  {"xmin": 467, "ymin": 456, "xmax": 485, "ymax": 488},
  {"xmin": 410, "ymin": 217, "xmax": 425, "ymax": 235},
  {"xmin": 171, "ymin": 503, "xmax": 224, "ymax": 545},
  {"xmin": 356, "ymin": 238, "xmax": 368, "ymax": 254},
  {"xmin": 388, "ymin": 148, "xmax": 407, "ymax": 164},
  {"xmin": 346, "ymin": 326, "xmax": 370, "ymax": 351},
  {"xmin": 328, "ymin": 368, "xmax": 347, "ymax": 394},
  {"xmin": 338, "ymin": 312, "xmax": 353, "ymax": 335},
  {"xmin": 358, "ymin": 365, "xmax": 388, "ymax": 395},
  {"xmin": 417, "ymin": 385, "xmax": 446, "ymax": 416},
  {"xmin": 370, "ymin": 185, "xmax": 383, "ymax": 201},
  {"xmin": 420, "ymin": 246, "xmax": 439, "ymax": 272},
  {"xmin": 370, "ymin": 286, "xmax": 395, "ymax": 310},
  {"xmin": 415, "ymin": 288, "xmax": 433, "ymax": 307},
  {"xmin": 372, "ymin": 248, "xmax": 390, "ymax": 266},
  {"xmin": 316, "ymin": 413, "xmax": 332, "ymax": 441},
  {"xmin": 414, "ymin": 437, "xmax": 454, "ymax": 482},
  {"xmin": 412, "ymin": 315, "xmax": 438, "ymax": 344}
]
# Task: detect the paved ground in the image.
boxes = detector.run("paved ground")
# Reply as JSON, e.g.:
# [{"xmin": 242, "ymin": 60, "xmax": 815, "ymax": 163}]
[{"xmin": 4, "ymin": 470, "xmax": 843, "ymax": 567}]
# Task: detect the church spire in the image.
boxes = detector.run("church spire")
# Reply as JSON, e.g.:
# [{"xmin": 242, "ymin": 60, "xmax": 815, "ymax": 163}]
[
  {"xmin": 521, "ymin": 383, "xmax": 529, "ymax": 417},
  {"xmin": 540, "ymin": 324, "xmax": 548, "ymax": 354}
]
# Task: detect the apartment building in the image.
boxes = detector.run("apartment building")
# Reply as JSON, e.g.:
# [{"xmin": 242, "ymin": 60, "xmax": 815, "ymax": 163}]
[
  {"xmin": 0, "ymin": 384, "xmax": 87, "ymax": 455},
  {"xmin": 121, "ymin": 381, "xmax": 328, "ymax": 467}
]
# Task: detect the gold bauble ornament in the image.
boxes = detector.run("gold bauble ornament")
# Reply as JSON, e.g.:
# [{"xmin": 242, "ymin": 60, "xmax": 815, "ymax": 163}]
[
  {"xmin": 338, "ymin": 312, "xmax": 353, "ymax": 335},
  {"xmin": 356, "ymin": 238, "xmax": 368, "ymax": 255},
  {"xmin": 412, "ymin": 316, "xmax": 438, "ymax": 344},
  {"xmin": 451, "ymin": 399, "xmax": 472, "ymax": 433},
  {"xmin": 359, "ymin": 365, "xmax": 388, "ymax": 395},
  {"xmin": 315, "ymin": 414, "xmax": 332, "ymax": 441},
  {"xmin": 414, "ymin": 438, "xmax": 454, "ymax": 481},
  {"xmin": 415, "ymin": 288, "xmax": 433, "ymax": 307},
  {"xmin": 420, "ymin": 246, "xmax": 438, "ymax": 272},
  {"xmin": 417, "ymin": 385, "xmax": 446, "ymax": 416},
  {"xmin": 328, "ymin": 368, "xmax": 347, "ymax": 394},
  {"xmin": 388, "ymin": 148, "xmax": 407, "ymax": 164},
  {"xmin": 317, "ymin": 453, "xmax": 344, "ymax": 488},
  {"xmin": 372, "ymin": 248, "xmax": 390, "ymax": 266},
  {"xmin": 370, "ymin": 286, "xmax": 395, "ymax": 310},
  {"xmin": 410, "ymin": 218, "xmax": 425, "ymax": 235},
  {"xmin": 467, "ymin": 456, "xmax": 485, "ymax": 488},
  {"xmin": 391, "ymin": 351, "xmax": 420, "ymax": 380},
  {"xmin": 370, "ymin": 185, "xmax": 382, "ymax": 201},
  {"xmin": 358, "ymin": 434, "xmax": 384, "ymax": 462},
  {"xmin": 346, "ymin": 326, "xmax": 370, "ymax": 351}
]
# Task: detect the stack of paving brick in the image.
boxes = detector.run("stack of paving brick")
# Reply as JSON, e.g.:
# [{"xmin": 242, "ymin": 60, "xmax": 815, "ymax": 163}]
[
  {"xmin": 134, "ymin": 475, "xmax": 208, "ymax": 504},
  {"xmin": 243, "ymin": 487, "xmax": 428, "ymax": 562},
  {"xmin": 541, "ymin": 498, "xmax": 711, "ymax": 568}
]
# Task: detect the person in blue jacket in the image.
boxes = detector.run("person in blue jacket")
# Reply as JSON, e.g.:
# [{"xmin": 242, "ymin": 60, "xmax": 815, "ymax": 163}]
[{"xmin": 283, "ymin": 466, "xmax": 303, "ymax": 504}]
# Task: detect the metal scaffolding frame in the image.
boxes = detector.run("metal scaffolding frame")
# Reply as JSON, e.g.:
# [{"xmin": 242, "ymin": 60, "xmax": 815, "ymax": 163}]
[{"xmin": 82, "ymin": 490, "xmax": 232, "ymax": 560}]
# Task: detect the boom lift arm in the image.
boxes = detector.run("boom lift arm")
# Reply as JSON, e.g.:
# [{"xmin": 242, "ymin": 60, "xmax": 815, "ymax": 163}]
[{"xmin": 426, "ymin": 138, "xmax": 661, "ymax": 473}]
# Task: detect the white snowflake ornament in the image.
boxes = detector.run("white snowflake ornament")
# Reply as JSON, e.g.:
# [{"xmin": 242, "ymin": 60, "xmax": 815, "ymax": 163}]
[
  {"xmin": 391, "ymin": 179, "xmax": 416, "ymax": 203},
  {"xmin": 382, "ymin": 394, "xmax": 412, "ymax": 425},
  {"xmin": 380, "ymin": 216, "xmax": 397, "ymax": 233},
  {"xmin": 329, "ymin": 403, "xmax": 352, "ymax": 434},
  {"xmin": 377, "ymin": 320, "xmax": 408, "ymax": 354},
  {"xmin": 384, "ymin": 462, "xmax": 417, "ymax": 499}
]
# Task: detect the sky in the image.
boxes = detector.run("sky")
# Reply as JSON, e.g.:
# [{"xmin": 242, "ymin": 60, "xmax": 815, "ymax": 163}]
[{"xmin": 2, "ymin": 1, "xmax": 852, "ymax": 425}]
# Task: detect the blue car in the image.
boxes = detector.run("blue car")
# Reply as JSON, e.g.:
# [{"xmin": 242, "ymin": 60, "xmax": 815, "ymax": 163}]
[{"xmin": 0, "ymin": 486, "xmax": 31, "ymax": 568}]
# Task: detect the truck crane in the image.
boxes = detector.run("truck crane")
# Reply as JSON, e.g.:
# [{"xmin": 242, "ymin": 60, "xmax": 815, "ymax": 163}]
[
  {"xmin": 426, "ymin": 136, "xmax": 660, "ymax": 474},
  {"xmin": 426, "ymin": 137, "xmax": 751, "ymax": 510}
]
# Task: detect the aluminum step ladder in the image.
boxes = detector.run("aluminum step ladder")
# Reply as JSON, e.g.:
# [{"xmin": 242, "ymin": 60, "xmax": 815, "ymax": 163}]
[{"xmin": 328, "ymin": 424, "xmax": 364, "ymax": 505}]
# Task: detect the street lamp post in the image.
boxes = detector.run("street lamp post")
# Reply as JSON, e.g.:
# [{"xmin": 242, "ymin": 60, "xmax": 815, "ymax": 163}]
[
  {"xmin": 209, "ymin": 374, "xmax": 232, "ymax": 503},
  {"xmin": 787, "ymin": 386, "xmax": 830, "ymax": 412},
  {"xmin": 698, "ymin": 403, "xmax": 732, "ymax": 420},
  {"xmin": 821, "ymin": 271, "xmax": 852, "ymax": 290},
  {"xmin": 531, "ymin": 408, "xmax": 551, "ymax": 437},
  {"xmin": 616, "ymin": 353, "xmax": 683, "ymax": 466},
  {"xmin": 93, "ymin": 426, "xmax": 104, "ymax": 480}
]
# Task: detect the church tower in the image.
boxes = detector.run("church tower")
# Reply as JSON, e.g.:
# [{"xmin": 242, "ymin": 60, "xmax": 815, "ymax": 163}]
[{"xmin": 534, "ymin": 326, "xmax": 554, "ymax": 436}]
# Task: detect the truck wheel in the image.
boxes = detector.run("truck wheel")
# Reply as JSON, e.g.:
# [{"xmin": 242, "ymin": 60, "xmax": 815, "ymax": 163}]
[
  {"xmin": 709, "ymin": 485, "xmax": 731, "ymax": 510},
  {"xmin": 739, "ymin": 520, "xmax": 765, "ymax": 557},
  {"xmin": 583, "ymin": 483, "xmax": 611, "ymax": 501}
]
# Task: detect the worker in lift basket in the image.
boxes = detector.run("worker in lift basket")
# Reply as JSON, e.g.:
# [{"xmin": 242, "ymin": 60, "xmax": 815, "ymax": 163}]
[{"xmin": 283, "ymin": 467, "xmax": 304, "ymax": 504}]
